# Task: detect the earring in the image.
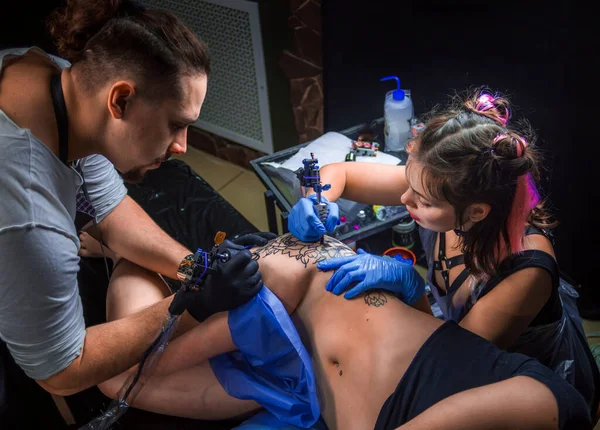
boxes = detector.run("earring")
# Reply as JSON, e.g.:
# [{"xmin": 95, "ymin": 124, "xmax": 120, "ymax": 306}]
[{"xmin": 454, "ymin": 228, "xmax": 466, "ymax": 237}]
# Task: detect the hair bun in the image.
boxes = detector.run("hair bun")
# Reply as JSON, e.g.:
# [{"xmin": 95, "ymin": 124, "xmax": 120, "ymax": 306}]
[
  {"xmin": 466, "ymin": 92, "xmax": 511, "ymax": 127},
  {"xmin": 492, "ymin": 133, "xmax": 526, "ymax": 158},
  {"xmin": 46, "ymin": 0, "xmax": 124, "ymax": 63},
  {"xmin": 490, "ymin": 133, "xmax": 533, "ymax": 176}
]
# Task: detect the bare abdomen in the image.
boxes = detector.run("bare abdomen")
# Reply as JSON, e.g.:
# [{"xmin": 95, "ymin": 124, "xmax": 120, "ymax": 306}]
[{"xmin": 297, "ymin": 279, "xmax": 443, "ymax": 430}]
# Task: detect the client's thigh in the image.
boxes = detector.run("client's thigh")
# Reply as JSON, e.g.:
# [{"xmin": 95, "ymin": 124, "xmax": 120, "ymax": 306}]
[
  {"xmin": 100, "ymin": 261, "xmax": 260, "ymax": 419},
  {"xmin": 102, "ymin": 360, "xmax": 259, "ymax": 420},
  {"xmin": 106, "ymin": 259, "xmax": 172, "ymax": 321}
]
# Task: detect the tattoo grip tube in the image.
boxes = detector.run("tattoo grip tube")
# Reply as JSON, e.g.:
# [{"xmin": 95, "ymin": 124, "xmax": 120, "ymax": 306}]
[{"xmin": 313, "ymin": 201, "xmax": 329, "ymax": 225}]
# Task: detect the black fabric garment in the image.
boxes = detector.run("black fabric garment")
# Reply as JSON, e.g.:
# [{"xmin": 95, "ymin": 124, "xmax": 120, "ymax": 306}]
[
  {"xmin": 124, "ymin": 159, "xmax": 258, "ymax": 251},
  {"xmin": 420, "ymin": 225, "xmax": 600, "ymax": 414},
  {"xmin": 124, "ymin": 159, "xmax": 259, "ymax": 291},
  {"xmin": 432, "ymin": 231, "xmax": 469, "ymax": 293},
  {"xmin": 375, "ymin": 321, "xmax": 592, "ymax": 430},
  {"xmin": 125, "ymin": 160, "xmax": 254, "ymax": 249},
  {"xmin": 478, "ymin": 227, "xmax": 562, "ymax": 326},
  {"xmin": 424, "ymin": 226, "xmax": 562, "ymax": 325},
  {"xmin": 486, "ymin": 248, "xmax": 562, "ymax": 326}
]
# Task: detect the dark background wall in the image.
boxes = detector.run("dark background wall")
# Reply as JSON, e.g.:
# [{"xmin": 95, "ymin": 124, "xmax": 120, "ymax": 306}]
[
  {"xmin": 322, "ymin": 0, "xmax": 599, "ymax": 316},
  {"xmin": 1, "ymin": 2, "xmax": 57, "ymax": 53}
]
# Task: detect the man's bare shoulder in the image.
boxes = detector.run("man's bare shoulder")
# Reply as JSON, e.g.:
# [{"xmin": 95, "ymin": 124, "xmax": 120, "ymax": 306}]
[
  {"xmin": 0, "ymin": 50, "xmax": 60, "ymax": 149},
  {"xmin": 251, "ymin": 234, "xmax": 354, "ymax": 268}
]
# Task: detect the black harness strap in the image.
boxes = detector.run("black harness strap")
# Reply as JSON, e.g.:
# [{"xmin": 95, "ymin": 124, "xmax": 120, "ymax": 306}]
[
  {"xmin": 433, "ymin": 232, "xmax": 470, "ymax": 293},
  {"xmin": 49, "ymin": 73, "xmax": 111, "ymax": 279},
  {"xmin": 50, "ymin": 74, "xmax": 69, "ymax": 166}
]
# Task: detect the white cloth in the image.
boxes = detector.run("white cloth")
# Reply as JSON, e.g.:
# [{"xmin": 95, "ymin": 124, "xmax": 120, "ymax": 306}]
[{"xmin": 263, "ymin": 132, "xmax": 400, "ymax": 171}]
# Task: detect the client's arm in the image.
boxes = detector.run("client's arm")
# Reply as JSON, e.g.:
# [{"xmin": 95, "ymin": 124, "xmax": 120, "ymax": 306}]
[{"xmin": 396, "ymin": 376, "xmax": 559, "ymax": 430}]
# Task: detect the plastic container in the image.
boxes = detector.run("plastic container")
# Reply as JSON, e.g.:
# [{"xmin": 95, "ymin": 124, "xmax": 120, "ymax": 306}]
[
  {"xmin": 372, "ymin": 205, "xmax": 387, "ymax": 221},
  {"xmin": 356, "ymin": 209, "xmax": 367, "ymax": 226},
  {"xmin": 372, "ymin": 205, "xmax": 407, "ymax": 221},
  {"xmin": 381, "ymin": 76, "xmax": 413, "ymax": 152},
  {"xmin": 383, "ymin": 247, "xmax": 417, "ymax": 265},
  {"xmin": 391, "ymin": 218, "xmax": 417, "ymax": 249}
]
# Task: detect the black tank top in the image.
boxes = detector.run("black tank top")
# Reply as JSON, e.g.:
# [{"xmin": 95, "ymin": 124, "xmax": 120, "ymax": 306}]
[{"xmin": 423, "ymin": 226, "xmax": 562, "ymax": 325}]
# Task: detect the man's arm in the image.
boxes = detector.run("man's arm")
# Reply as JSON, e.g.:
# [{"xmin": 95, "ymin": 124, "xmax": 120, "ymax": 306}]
[
  {"xmin": 14, "ymin": 229, "xmax": 252, "ymax": 396},
  {"xmin": 98, "ymin": 195, "xmax": 190, "ymax": 279},
  {"xmin": 1, "ymin": 226, "xmax": 185, "ymax": 396},
  {"xmin": 79, "ymin": 154, "xmax": 190, "ymax": 279},
  {"xmin": 38, "ymin": 297, "xmax": 175, "ymax": 396}
]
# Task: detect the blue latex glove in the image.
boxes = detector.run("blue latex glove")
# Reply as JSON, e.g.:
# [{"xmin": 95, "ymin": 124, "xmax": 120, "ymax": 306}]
[
  {"xmin": 288, "ymin": 195, "xmax": 340, "ymax": 242},
  {"xmin": 317, "ymin": 249, "xmax": 426, "ymax": 305}
]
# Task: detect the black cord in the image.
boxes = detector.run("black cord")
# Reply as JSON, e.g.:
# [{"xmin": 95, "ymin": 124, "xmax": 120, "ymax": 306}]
[{"xmin": 121, "ymin": 320, "xmax": 171, "ymax": 403}]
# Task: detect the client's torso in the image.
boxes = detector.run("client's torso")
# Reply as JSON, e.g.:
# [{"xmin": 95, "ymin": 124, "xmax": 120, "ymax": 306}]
[
  {"xmin": 296, "ymin": 270, "xmax": 442, "ymax": 429},
  {"xmin": 252, "ymin": 234, "xmax": 443, "ymax": 430}
]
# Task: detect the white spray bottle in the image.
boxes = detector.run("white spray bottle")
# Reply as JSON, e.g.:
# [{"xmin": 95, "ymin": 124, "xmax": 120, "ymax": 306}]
[{"xmin": 380, "ymin": 76, "xmax": 413, "ymax": 152}]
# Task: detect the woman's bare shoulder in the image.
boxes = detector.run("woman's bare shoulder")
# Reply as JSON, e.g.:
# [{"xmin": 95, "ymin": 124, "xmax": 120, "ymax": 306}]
[{"xmin": 522, "ymin": 231, "xmax": 556, "ymax": 259}]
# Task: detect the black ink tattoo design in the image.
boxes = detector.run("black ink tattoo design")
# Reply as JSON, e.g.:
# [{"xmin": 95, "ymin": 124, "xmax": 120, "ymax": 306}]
[
  {"xmin": 364, "ymin": 291, "xmax": 389, "ymax": 307},
  {"xmin": 251, "ymin": 234, "xmax": 354, "ymax": 268}
]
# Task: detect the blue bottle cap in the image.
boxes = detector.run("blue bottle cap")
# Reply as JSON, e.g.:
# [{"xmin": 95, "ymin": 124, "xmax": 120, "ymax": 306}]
[{"xmin": 380, "ymin": 76, "xmax": 405, "ymax": 101}]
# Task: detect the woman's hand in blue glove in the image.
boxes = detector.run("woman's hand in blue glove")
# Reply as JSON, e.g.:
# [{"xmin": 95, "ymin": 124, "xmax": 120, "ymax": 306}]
[
  {"xmin": 288, "ymin": 195, "xmax": 340, "ymax": 242},
  {"xmin": 317, "ymin": 249, "xmax": 425, "ymax": 305}
]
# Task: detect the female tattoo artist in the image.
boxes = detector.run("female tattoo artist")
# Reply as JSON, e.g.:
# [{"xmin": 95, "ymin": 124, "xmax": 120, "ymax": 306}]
[{"xmin": 288, "ymin": 90, "xmax": 599, "ymax": 419}]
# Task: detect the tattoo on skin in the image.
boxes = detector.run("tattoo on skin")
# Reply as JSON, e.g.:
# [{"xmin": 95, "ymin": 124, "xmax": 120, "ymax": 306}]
[
  {"xmin": 251, "ymin": 234, "xmax": 354, "ymax": 268},
  {"xmin": 364, "ymin": 291, "xmax": 394, "ymax": 307},
  {"xmin": 252, "ymin": 234, "xmax": 392, "ymax": 310}
]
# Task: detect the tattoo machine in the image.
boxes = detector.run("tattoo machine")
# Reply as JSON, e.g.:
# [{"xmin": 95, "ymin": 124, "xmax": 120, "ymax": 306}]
[
  {"xmin": 80, "ymin": 233, "xmax": 230, "ymax": 430},
  {"xmin": 294, "ymin": 153, "xmax": 331, "ymax": 244}
]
